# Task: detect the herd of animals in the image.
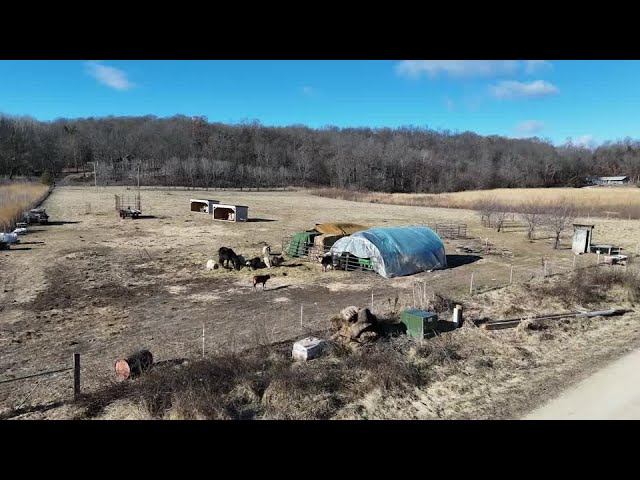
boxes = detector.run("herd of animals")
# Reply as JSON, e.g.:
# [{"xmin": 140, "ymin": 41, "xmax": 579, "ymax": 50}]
[{"xmin": 214, "ymin": 245, "xmax": 337, "ymax": 292}]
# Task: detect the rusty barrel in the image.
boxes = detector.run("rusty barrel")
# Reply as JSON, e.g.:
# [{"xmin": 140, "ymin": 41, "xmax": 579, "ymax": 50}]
[{"xmin": 115, "ymin": 350, "xmax": 154, "ymax": 380}]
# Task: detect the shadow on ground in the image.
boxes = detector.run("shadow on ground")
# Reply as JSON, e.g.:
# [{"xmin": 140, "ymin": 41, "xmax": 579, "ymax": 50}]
[
  {"xmin": 446, "ymin": 254, "xmax": 482, "ymax": 268},
  {"xmin": 43, "ymin": 221, "xmax": 81, "ymax": 226}
]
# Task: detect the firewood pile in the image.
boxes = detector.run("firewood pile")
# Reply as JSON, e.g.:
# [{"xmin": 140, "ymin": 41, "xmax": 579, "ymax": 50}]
[{"xmin": 330, "ymin": 306, "xmax": 382, "ymax": 349}]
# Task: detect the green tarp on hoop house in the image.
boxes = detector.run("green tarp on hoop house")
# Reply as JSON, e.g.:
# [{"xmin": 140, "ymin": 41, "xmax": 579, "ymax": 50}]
[
  {"xmin": 329, "ymin": 226, "xmax": 447, "ymax": 278},
  {"xmin": 287, "ymin": 231, "xmax": 319, "ymax": 257}
]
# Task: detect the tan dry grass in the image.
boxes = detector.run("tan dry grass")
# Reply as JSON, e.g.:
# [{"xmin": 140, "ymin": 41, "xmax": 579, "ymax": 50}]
[
  {"xmin": 313, "ymin": 187, "xmax": 640, "ymax": 219},
  {"xmin": 0, "ymin": 183, "xmax": 49, "ymax": 229}
]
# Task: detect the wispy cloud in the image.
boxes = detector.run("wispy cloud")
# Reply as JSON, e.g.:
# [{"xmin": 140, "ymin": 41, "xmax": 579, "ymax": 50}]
[
  {"xmin": 490, "ymin": 80, "xmax": 559, "ymax": 99},
  {"xmin": 302, "ymin": 86, "xmax": 314, "ymax": 96},
  {"xmin": 574, "ymin": 134, "xmax": 597, "ymax": 148},
  {"xmin": 86, "ymin": 61, "xmax": 134, "ymax": 91},
  {"xmin": 396, "ymin": 60, "xmax": 554, "ymax": 79},
  {"xmin": 525, "ymin": 60, "xmax": 552, "ymax": 74},
  {"xmin": 396, "ymin": 60, "xmax": 520, "ymax": 78},
  {"xmin": 515, "ymin": 120, "xmax": 545, "ymax": 135}
]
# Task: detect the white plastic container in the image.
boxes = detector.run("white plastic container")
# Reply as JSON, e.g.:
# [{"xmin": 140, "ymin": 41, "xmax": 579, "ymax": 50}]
[
  {"xmin": 452, "ymin": 305, "xmax": 463, "ymax": 328},
  {"xmin": 292, "ymin": 337, "xmax": 326, "ymax": 361}
]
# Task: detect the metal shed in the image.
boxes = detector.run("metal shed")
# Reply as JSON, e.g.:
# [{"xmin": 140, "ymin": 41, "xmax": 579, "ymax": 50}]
[
  {"xmin": 190, "ymin": 198, "xmax": 219, "ymax": 214},
  {"xmin": 572, "ymin": 224, "xmax": 595, "ymax": 254},
  {"xmin": 212, "ymin": 204, "xmax": 248, "ymax": 222}
]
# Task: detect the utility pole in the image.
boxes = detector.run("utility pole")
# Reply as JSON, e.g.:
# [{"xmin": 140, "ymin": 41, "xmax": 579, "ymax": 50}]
[
  {"xmin": 137, "ymin": 163, "xmax": 140, "ymax": 189},
  {"xmin": 94, "ymin": 161, "xmax": 98, "ymax": 189}
]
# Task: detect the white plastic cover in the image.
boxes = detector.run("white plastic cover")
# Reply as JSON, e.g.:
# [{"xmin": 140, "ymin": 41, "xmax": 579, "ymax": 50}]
[{"xmin": 329, "ymin": 226, "xmax": 447, "ymax": 278}]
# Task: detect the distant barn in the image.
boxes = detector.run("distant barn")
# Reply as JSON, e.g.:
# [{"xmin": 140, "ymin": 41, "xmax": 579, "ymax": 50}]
[{"xmin": 593, "ymin": 176, "xmax": 630, "ymax": 186}]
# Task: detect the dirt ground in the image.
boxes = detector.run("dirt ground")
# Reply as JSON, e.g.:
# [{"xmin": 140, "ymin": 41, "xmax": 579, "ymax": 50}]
[{"xmin": 2, "ymin": 186, "xmax": 640, "ymax": 416}]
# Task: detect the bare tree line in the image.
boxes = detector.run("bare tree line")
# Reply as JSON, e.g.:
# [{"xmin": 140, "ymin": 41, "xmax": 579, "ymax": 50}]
[
  {"xmin": 2, "ymin": 113, "xmax": 640, "ymax": 192},
  {"xmin": 478, "ymin": 198, "xmax": 577, "ymax": 249}
]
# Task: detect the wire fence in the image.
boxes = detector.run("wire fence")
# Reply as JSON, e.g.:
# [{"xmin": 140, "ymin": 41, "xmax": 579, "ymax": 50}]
[{"xmin": 2, "ymin": 214, "xmax": 633, "ymax": 417}]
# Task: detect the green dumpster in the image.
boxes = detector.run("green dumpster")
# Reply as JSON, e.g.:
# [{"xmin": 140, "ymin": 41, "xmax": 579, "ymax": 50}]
[{"xmin": 400, "ymin": 309, "xmax": 438, "ymax": 338}]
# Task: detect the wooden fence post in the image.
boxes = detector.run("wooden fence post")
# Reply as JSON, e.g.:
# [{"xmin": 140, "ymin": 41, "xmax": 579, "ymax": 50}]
[
  {"xmin": 73, "ymin": 353, "xmax": 80, "ymax": 400},
  {"xmin": 470, "ymin": 273, "xmax": 474, "ymax": 295}
]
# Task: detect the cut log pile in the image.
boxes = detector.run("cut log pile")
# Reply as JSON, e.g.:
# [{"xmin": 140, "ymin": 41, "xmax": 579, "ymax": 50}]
[{"xmin": 330, "ymin": 306, "xmax": 381, "ymax": 348}]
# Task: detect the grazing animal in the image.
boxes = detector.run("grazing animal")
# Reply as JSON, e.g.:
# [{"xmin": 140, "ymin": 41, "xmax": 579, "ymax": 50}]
[
  {"xmin": 252, "ymin": 274, "xmax": 271, "ymax": 291},
  {"xmin": 262, "ymin": 245, "xmax": 272, "ymax": 268},
  {"xmin": 247, "ymin": 256, "xmax": 265, "ymax": 270},
  {"xmin": 218, "ymin": 247, "xmax": 241, "ymax": 270},
  {"xmin": 319, "ymin": 253, "xmax": 333, "ymax": 272},
  {"xmin": 271, "ymin": 255, "xmax": 285, "ymax": 267}
]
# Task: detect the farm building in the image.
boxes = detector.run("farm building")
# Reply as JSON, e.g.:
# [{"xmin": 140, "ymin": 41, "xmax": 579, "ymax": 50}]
[
  {"xmin": 211, "ymin": 204, "xmax": 248, "ymax": 222},
  {"xmin": 286, "ymin": 223, "xmax": 368, "ymax": 258},
  {"xmin": 329, "ymin": 226, "xmax": 447, "ymax": 278},
  {"xmin": 190, "ymin": 198, "xmax": 219, "ymax": 213},
  {"xmin": 572, "ymin": 224, "xmax": 595, "ymax": 254},
  {"xmin": 593, "ymin": 176, "xmax": 630, "ymax": 186}
]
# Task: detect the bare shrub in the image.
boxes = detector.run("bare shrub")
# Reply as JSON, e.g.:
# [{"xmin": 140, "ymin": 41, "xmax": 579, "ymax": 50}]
[
  {"xmin": 518, "ymin": 198, "xmax": 544, "ymax": 240},
  {"xmin": 543, "ymin": 198, "xmax": 577, "ymax": 249},
  {"xmin": 412, "ymin": 333, "xmax": 463, "ymax": 365},
  {"xmin": 532, "ymin": 265, "xmax": 640, "ymax": 306}
]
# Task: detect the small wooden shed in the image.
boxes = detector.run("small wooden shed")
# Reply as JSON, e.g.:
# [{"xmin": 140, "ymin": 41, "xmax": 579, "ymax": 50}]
[
  {"xmin": 190, "ymin": 199, "xmax": 219, "ymax": 214},
  {"xmin": 212, "ymin": 204, "xmax": 248, "ymax": 222},
  {"xmin": 572, "ymin": 224, "xmax": 595, "ymax": 254}
]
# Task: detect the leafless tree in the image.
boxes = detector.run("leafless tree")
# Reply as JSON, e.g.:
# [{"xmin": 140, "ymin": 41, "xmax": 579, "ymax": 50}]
[
  {"xmin": 544, "ymin": 199, "xmax": 577, "ymax": 249},
  {"xmin": 2, "ymin": 113, "xmax": 640, "ymax": 193},
  {"xmin": 519, "ymin": 199, "xmax": 544, "ymax": 240},
  {"xmin": 475, "ymin": 198, "xmax": 499, "ymax": 228},
  {"xmin": 494, "ymin": 205, "xmax": 509, "ymax": 233}
]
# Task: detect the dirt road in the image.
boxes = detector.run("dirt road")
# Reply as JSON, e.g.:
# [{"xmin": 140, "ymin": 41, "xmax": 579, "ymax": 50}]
[{"xmin": 524, "ymin": 347, "xmax": 640, "ymax": 420}]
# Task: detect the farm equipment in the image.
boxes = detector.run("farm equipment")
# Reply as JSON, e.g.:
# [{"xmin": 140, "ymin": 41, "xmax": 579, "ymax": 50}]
[
  {"xmin": 23, "ymin": 208, "xmax": 49, "ymax": 225},
  {"xmin": 115, "ymin": 193, "xmax": 142, "ymax": 219}
]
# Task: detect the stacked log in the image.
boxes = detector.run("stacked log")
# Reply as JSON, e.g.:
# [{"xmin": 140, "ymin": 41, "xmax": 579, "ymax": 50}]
[{"xmin": 330, "ymin": 306, "xmax": 381, "ymax": 348}]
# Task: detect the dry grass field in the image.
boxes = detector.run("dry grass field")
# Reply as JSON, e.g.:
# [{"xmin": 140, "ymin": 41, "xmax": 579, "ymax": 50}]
[
  {"xmin": 314, "ymin": 186, "xmax": 640, "ymax": 219},
  {"xmin": 0, "ymin": 183, "xmax": 50, "ymax": 230},
  {"xmin": 2, "ymin": 185, "xmax": 640, "ymax": 419}
]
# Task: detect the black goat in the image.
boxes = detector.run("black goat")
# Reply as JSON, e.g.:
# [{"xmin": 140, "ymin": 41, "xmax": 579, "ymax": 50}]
[
  {"xmin": 319, "ymin": 253, "xmax": 333, "ymax": 272},
  {"xmin": 246, "ymin": 256, "xmax": 266, "ymax": 270},
  {"xmin": 218, "ymin": 247, "xmax": 241, "ymax": 270}
]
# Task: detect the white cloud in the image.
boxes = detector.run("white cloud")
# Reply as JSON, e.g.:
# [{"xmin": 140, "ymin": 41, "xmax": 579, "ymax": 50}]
[
  {"xmin": 302, "ymin": 86, "xmax": 314, "ymax": 95},
  {"xmin": 86, "ymin": 61, "xmax": 134, "ymax": 91},
  {"xmin": 516, "ymin": 120, "xmax": 545, "ymax": 135},
  {"xmin": 396, "ymin": 60, "xmax": 519, "ymax": 78},
  {"xmin": 525, "ymin": 60, "xmax": 552, "ymax": 74},
  {"xmin": 490, "ymin": 80, "xmax": 559, "ymax": 99},
  {"xmin": 574, "ymin": 134, "xmax": 597, "ymax": 148},
  {"xmin": 396, "ymin": 60, "xmax": 554, "ymax": 79}
]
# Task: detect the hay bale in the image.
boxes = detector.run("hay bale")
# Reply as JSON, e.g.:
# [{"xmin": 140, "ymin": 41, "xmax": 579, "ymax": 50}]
[{"xmin": 341, "ymin": 306, "xmax": 359, "ymax": 323}]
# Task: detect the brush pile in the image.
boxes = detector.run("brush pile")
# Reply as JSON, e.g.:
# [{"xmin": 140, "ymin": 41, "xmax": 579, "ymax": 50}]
[{"xmin": 329, "ymin": 306, "xmax": 382, "ymax": 349}]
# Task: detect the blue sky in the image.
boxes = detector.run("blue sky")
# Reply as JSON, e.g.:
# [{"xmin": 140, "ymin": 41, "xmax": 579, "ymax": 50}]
[{"xmin": 1, "ymin": 60, "xmax": 639, "ymax": 146}]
